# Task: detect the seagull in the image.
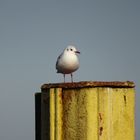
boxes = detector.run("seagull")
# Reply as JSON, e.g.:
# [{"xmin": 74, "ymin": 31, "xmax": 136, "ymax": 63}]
[{"xmin": 56, "ymin": 45, "xmax": 80, "ymax": 82}]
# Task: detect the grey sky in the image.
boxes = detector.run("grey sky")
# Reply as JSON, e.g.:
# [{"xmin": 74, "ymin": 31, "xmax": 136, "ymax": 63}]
[{"xmin": 0, "ymin": 0, "xmax": 139, "ymax": 139}]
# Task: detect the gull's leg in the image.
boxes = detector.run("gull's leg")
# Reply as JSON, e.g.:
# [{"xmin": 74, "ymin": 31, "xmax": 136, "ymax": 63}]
[
  {"xmin": 63, "ymin": 74, "xmax": 65, "ymax": 83},
  {"xmin": 71, "ymin": 73, "xmax": 73, "ymax": 83}
]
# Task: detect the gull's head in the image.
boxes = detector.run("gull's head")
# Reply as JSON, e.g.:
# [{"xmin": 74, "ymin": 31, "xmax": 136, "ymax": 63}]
[{"xmin": 64, "ymin": 45, "xmax": 80, "ymax": 55}]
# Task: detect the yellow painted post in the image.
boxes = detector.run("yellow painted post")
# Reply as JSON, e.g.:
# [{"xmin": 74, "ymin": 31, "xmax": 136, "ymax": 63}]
[{"xmin": 35, "ymin": 81, "xmax": 135, "ymax": 140}]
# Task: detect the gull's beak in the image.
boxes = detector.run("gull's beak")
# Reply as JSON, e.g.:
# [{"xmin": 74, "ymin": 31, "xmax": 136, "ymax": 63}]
[{"xmin": 75, "ymin": 51, "xmax": 80, "ymax": 54}]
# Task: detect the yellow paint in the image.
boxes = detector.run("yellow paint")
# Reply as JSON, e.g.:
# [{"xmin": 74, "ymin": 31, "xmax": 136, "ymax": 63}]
[
  {"xmin": 50, "ymin": 89, "xmax": 55, "ymax": 140},
  {"xmin": 62, "ymin": 88, "xmax": 98, "ymax": 140},
  {"xmin": 47, "ymin": 87, "xmax": 135, "ymax": 140},
  {"xmin": 85, "ymin": 88, "xmax": 98, "ymax": 140},
  {"xmin": 112, "ymin": 88, "xmax": 135, "ymax": 140},
  {"xmin": 98, "ymin": 88, "xmax": 135, "ymax": 140},
  {"xmin": 50, "ymin": 88, "xmax": 62, "ymax": 140}
]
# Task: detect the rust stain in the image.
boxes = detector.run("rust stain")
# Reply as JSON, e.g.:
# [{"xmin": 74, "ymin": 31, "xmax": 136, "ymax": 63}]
[
  {"xmin": 62, "ymin": 89, "xmax": 76, "ymax": 105},
  {"xmin": 99, "ymin": 113, "xmax": 103, "ymax": 136},
  {"xmin": 58, "ymin": 93, "xmax": 62, "ymax": 97},
  {"xmin": 124, "ymin": 95, "xmax": 127, "ymax": 106},
  {"xmin": 62, "ymin": 92, "xmax": 72, "ymax": 102},
  {"xmin": 99, "ymin": 113, "xmax": 102, "ymax": 121},
  {"xmin": 99, "ymin": 127, "xmax": 103, "ymax": 136}
]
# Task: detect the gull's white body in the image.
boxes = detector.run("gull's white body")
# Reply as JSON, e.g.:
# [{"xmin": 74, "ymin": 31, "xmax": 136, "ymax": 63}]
[{"xmin": 56, "ymin": 45, "xmax": 80, "ymax": 82}]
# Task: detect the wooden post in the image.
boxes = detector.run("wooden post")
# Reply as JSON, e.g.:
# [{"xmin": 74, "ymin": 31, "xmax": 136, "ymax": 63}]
[{"xmin": 35, "ymin": 81, "xmax": 135, "ymax": 140}]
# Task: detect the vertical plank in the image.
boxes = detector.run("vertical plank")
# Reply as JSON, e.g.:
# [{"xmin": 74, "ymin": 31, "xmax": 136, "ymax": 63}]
[
  {"xmin": 86, "ymin": 88, "xmax": 98, "ymax": 140},
  {"xmin": 62, "ymin": 89, "xmax": 78, "ymax": 139},
  {"xmin": 50, "ymin": 88, "xmax": 63, "ymax": 140},
  {"xmin": 98, "ymin": 88, "xmax": 113, "ymax": 140},
  {"xmin": 98, "ymin": 88, "xmax": 135, "ymax": 140},
  {"xmin": 35, "ymin": 93, "xmax": 41, "ymax": 140},
  {"xmin": 50, "ymin": 89, "xmax": 55, "ymax": 140},
  {"xmin": 41, "ymin": 90, "xmax": 50, "ymax": 140},
  {"xmin": 55, "ymin": 88, "xmax": 63, "ymax": 140},
  {"xmin": 62, "ymin": 88, "xmax": 98, "ymax": 140},
  {"xmin": 111, "ymin": 88, "xmax": 135, "ymax": 140}
]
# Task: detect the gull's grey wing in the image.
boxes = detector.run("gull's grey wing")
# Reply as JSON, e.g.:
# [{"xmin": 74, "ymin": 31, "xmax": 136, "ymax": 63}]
[{"xmin": 56, "ymin": 53, "xmax": 62, "ymax": 70}]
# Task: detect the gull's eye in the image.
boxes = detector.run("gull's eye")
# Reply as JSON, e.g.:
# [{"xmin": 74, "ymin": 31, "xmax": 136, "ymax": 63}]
[
  {"xmin": 67, "ymin": 48, "xmax": 69, "ymax": 51},
  {"xmin": 70, "ymin": 48, "xmax": 73, "ymax": 51}
]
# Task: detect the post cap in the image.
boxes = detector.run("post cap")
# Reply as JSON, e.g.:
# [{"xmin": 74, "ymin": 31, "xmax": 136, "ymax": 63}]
[{"xmin": 41, "ymin": 81, "xmax": 135, "ymax": 91}]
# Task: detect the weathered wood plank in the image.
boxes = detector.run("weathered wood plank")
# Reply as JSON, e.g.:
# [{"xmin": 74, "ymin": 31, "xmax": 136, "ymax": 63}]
[
  {"xmin": 62, "ymin": 88, "xmax": 98, "ymax": 140},
  {"xmin": 98, "ymin": 88, "xmax": 135, "ymax": 140},
  {"xmin": 50, "ymin": 88, "xmax": 63, "ymax": 140}
]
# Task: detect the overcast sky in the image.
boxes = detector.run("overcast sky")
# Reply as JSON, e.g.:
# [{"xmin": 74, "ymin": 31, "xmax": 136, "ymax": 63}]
[{"xmin": 0, "ymin": 0, "xmax": 139, "ymax": 139}]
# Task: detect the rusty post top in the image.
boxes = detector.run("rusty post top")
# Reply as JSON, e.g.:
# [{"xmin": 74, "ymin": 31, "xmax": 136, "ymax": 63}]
[{"xmin": 41, "ymin": 81, "xmax": 135, "ymax": 91}]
